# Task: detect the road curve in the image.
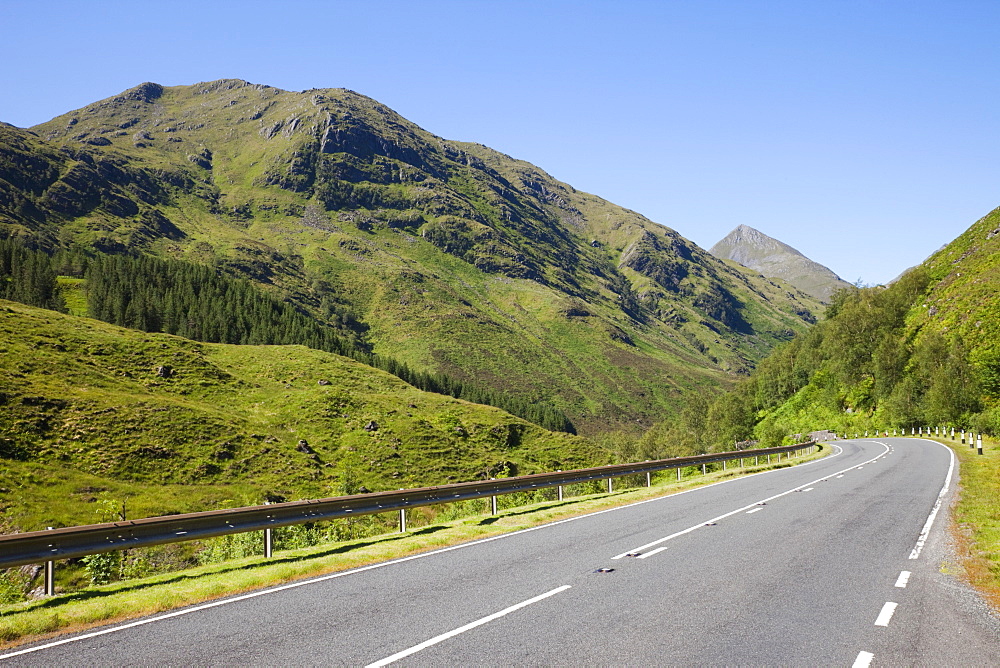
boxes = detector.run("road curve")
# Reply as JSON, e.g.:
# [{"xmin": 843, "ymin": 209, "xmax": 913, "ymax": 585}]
[{"xmin": 3, "ymin": 438, "xmax": 998, "ymax": 666}]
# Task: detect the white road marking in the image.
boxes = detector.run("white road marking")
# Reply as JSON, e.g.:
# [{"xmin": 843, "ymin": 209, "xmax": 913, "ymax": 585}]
[
  {"xmin": 802, "ymin": 487, "xmax": 814, "ymax": 492},
  {"xmin": 875, "ymin": 601, "xmax": 898, "ymax": 627},
  {"xmin": 613, "ymin": 443, "xmax": 889, "ymax": 559},
  {"xmin": 636, "ymin": 546, "xmax": 668, "ymax": 559},
  {"xmin": 746, "ymin": 507, "xmax": 763, "ymax": 514},
  {"xmin": 853, "ymin": 650, "xmax": 875, "ymax": 668},
  {"xmin": 836, "ymin": 475, "xmax": 844, "ymax": 478},
  {"xmin": 364, "ymin": 585, "xmax": 571, "ymax": 667},
  {"xmin": 895, "ymin": 571, "xmax": 911, "ymax": 588},
  {"xmin": 909, "ymin": 440, "xmax": 956, "ymax": 560},
  {"xmin": 0, "ymin": 444, "xmax": 844, "ymax": 661}
]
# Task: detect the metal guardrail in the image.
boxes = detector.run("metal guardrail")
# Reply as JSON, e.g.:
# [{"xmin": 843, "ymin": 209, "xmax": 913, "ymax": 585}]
[{"xmin": 0, "ymin": 442, "xmax": 815, "ymax": 571}]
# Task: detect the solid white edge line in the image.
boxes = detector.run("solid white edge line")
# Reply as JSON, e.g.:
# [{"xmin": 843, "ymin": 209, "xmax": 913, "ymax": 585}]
[
  {"xmin": 853, "ymin": 650, "xmax": 875, "ymax": 668},
  {"xmin": 364, "ymin": 585, "xmax": 571, "ymax": 668},
  {"xmin": 636, "ymin": 546, "xmax": 668, "ymax": 559},
  {"xmin": 614, "ymin": 442, "xmax": 890, "ymax": 558},
  {"xmin": 909, "ymin": 438, "xmax": 956, "ymax": 560},
  {"xmin": 874, "ymin": 601, "xmax": 898, "ymax": 627},
  {"xmin": 895, "ymin": 571, "xmax": 911, "ymax": 588},
  {"xmin": 0, "ymin": 443, "xmax": 840, "ymax": 660}
]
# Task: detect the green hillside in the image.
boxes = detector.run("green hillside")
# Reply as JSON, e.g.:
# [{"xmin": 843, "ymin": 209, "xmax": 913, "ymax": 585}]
[
  {"xmin": 684, "ymin": 205, "xmax": 1000, "ymax": 445},
  {"xmin": 0, "ymin": 300, "xmax": 602, "ymax": 533},
  {"xmin": 0, "ymin": 80, "xmax": 821, "ymax": 433}
]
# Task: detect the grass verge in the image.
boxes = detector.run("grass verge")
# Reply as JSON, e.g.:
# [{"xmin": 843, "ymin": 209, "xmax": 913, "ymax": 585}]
[
  {"xmin": 0, "ymin": 447, "xmax": 824, "ymax": 649},
  {"xmin": 933, "ymin": 434, "xmax": 1000, "ymax": 610}
]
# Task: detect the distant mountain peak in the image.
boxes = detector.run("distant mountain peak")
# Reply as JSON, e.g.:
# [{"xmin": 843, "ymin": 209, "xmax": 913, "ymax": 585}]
[{"xmin": 709, "ymin": 226, "xmax": 851, "ymax": 302}]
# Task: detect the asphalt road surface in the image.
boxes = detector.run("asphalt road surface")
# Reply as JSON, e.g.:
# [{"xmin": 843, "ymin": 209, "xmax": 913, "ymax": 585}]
[{"xmin": 4, "ymin": 438, "xmax": 999, "ymax": 666}]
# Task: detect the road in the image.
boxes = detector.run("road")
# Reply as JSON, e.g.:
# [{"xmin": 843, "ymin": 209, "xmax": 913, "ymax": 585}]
[{"xmin": 3, "ymin": 438, "xmax": 999, "ymax": 666}]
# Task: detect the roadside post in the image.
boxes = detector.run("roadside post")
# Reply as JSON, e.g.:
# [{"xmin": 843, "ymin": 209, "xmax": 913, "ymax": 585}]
[
  {"xmin": 264, "ymin": 501, "xmax": 273, "ymax": 558},
  {"xmin": 45, "ymin": 527, "xmax": 54, "ymax": 597}
]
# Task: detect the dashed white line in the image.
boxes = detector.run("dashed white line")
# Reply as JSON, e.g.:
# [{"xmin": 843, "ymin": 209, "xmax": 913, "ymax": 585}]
[
  {"xmin": 836, "ymin": 475, "xmax": 844, "ymax": 478},
  {"xmin": 853, "ymin": 650, "xmax": 874, "ymax": 668},
  {"xmin": 636, "ymin": 546, "xmax": 668, "ymax": 559},
  {"xmin": 875, "ymin": 601, "xmax": 898, "ymax": 627},
  {"xmin": 802, "ymin": 487, "xmax": 814, "ymax": 492},
  {"xmin": 365, "ymin": 585, "xmax": 571, "ymax": 667},
  {"xmin": 746, "ymin": 507, "xmax": 763, "ymax": 514},
  {"xmin": 895, "ymin": 571, "xmax": 911, "ymax": 588}
]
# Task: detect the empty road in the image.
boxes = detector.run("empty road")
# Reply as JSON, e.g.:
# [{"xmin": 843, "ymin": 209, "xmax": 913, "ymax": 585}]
[{"xmin": 4, "ymin": 438, "xmax": 998, "ymax": 666}]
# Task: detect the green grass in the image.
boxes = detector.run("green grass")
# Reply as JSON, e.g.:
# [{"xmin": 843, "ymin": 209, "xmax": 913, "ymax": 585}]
[
  {"xmin": 928, "ymin": 435, "xmax": 1000, "ymax": 609},
  {"xmin": 0, "ymin": 300, "xmax": 602, "ymax": 533},
  {"xmin": 0, "ymin": 446, "xmax": 825, "ymax": 648},
  {"xmin": 54, "ymin": 278, "xmax": 87, "ymax": 317}
]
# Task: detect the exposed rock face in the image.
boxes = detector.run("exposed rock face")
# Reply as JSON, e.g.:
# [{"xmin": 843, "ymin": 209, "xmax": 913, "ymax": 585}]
[{"xmin": 709, "ymin": 225, "xmax": 852, "ymax": 302}]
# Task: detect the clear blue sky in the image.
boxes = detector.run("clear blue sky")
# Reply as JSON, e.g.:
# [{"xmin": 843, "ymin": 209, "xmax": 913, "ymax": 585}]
[{"xmin": 3, "ymin": 0, "xmax": 999, "ymax": 285}]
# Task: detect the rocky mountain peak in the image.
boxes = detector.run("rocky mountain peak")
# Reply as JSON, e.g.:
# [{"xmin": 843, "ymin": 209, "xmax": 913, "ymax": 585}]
[{"xmin": 710, "ymin": 226, "xmax": 851, "ymax": 302}]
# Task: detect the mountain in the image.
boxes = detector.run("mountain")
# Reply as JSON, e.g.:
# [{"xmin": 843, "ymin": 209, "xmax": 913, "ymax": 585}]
[
  {"xmin": 693, "ymin": 205, "xmax": 1000, "ymax": 446},
  {"xmin": 709, "ymin": 225, "xmax": 851, "ymax": 302},
  {"xmin": 1, "ymin": 79, "xmax": 821, "ymax": 434},
  {"xmin": 0, "ymin": 299, "xmax": 602, "ymax": 532}
]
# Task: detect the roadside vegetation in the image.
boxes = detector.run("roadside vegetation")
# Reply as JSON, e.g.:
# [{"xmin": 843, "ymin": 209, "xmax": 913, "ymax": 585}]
[{"xmin": 938, "ymin": 435, "xmax": 1000, "ymax": 609}]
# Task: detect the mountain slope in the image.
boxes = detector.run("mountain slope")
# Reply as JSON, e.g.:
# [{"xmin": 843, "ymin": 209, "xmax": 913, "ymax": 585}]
[
  {"xmin": 2, "ymin": 80, "xmax": 821, "ymax": 433},
  {"xmin": 709, "ymin": 224, "xmax": 851, "ymax": 302},
  {"xmin": 692, "ymin": 205, "xmax": 1000, "ymax": 445},
  {"xmin": 0, "ymin": 299, "xmax": 601, "ymax": 531}
]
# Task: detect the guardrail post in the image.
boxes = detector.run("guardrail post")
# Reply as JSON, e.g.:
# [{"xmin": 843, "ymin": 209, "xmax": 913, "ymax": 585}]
[
  {"xmin": 399, "ymin": 508, "xmax": 407, "ymax": 532},
  {"xmin": 44, "ymin": 526, "xmax": 54, "ymax": 597},
  {"xmin": 766, "ymin": 454, "xmax": 771, "ymax": 465},
  {"xmin": 676, "ymin": 467, "xmax": 681, "ymax": 481},
  {"xmin": 558, "ymin": 484, "xmax": 564, "ymax": 501},
  {"xmin": 723, "ymin": 459, "xmax": 727, "ymax": 471},
  {"xmin": 263, "ymin": 501, "xmax": 273, "ymax": 558},
  {"xmin": 491, "ymin": 495, "xmax": 498, "ymax": 514},
  {"xmin": 607, "ymin": 477, "xmax": 613, "ymax": 493},
  {"xmin": 646, "ymin": 471, "xmax": 651, "ymax": 487},
  {"xmin": 701, "ymin": 463, "xmax": 706, "ymax": 475}
]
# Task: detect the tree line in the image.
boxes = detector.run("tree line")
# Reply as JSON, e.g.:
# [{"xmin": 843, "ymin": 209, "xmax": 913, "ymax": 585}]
[{"xmin": 0, "ymin": 239, "xmax": 574, "ymax": 433}]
